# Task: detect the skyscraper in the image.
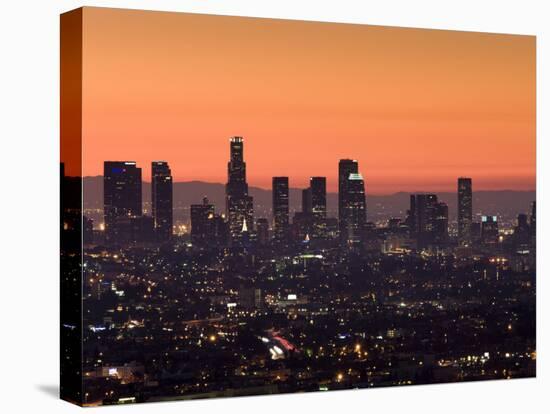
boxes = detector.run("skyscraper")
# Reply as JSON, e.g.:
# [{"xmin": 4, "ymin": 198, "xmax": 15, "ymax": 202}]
[
  {"xmin": 342, "ymin": 173, "xmax": 367, "ymax": 246},
  {"xmin": 310, "ymin": 177, "xmax": 327, "ymax": 217},
  {"xmin": 302, "ymin": 188, "xmax": 312, "ymax": 214},
  {"xmin": 226, "ymin": 137, "xmax": 254, "ymax": 242},
  {"xmin": 103, "ymin": 161, "xmax": 142, "ymax": 243},
  {"xmin": 338, "ymin": 159, "xmax": 359, "ymax": 243},
  {"xmin": 152, "ymin": 161, "xmax": 173, "ymax": 242},
  {"xmin": 310, "ymin": 177, "xmax": 327, "ymax": 239},
  {"xmin": 408, "ymin": 194, "xmax": 440, "ymax": 248},
  {"xmin": 256, "ymin": 218, "xmax": 270, "ymax": 246},
  {"xmin": 481, "ymin": 215, "xmax": 499, "ymax": 245},
  {"xmin": 433, "ymin": 201, "xmax": 449, "ymax": 245},
  {"xmin": 458, "ymin": 177, "xmax": 473, "ymax": 246},
  {"xmin": 191, "ymin": 197, "xmax": 215, "ymax": 245},
  {"xmin": 272, "ymin": 177, "xmax": 289, "ymax": 242}
]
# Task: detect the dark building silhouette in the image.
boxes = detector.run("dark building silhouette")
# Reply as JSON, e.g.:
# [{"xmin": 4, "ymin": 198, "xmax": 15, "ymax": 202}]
[
  {"xmin": 152, "ymin": 161, "xmax": 173, "ymax": 242},
  {"xmin": 513, "ymin": 213, "xmax": 530, "ymax": 248},
  {"xmin": 309, "ymin": 177, "xmax": 327, "ymax": 238},
  {"xmin": 226, "ymin": 137, "xmax": 254, "ymax": 242},
  {"xmin": 191, "ymin": 197, "xmax": 215, "ymax": 245},
  {"xmin": 458, "ymin": 177, "xmax": 473, "ymax": 246},
  {"xmin": 130, "ymin": 215, "xmax": 155, "ymax": 243},
  {"xmin": 341, "ymin": 172, "xmax": 367, "ymax": 246},
  {"xmin": 292, "ymin": 212, "xmax": 313, "ymax": 242},
  {"xmin": 103, "ymin": 161, "xmax": 142, "ymax": 244},
  {"xmin": 310, "ymin": 177, "xmax": 327, "ymax": 218},
  {"xmin": 433, "ymin": 201, "xmax": 449, "ymax": 245},
  {"xmin": 256, "ymin": 218, "xmax": 269, "ymax": 246},
  {"xmin": 338, "ymin": 159, "xmax": 359, "ymax": 243},
  {"xmin": 191, "ymin": 197, "xmax": 229, "ymax": 246},
  {"xmin": 83, "ymin": 216, "xmax": 94, "ymax": 245},
  {"xmin": 272, "ymin": 177, "xmax": 289, "ymax": 242},
  {"xmin": 408, "ymin": 194, "xmax": 448, "ymax": 248},
  {"xmin": 470, "ymin": 221, "xmax": 482, "ymax": 244},
  {"xmin": 481, "ymin": 215, "xmax": 499, "ymax": 245},
  {"xmin": 239, "ymin": 286, "xmax": 263, "ymax": 310},
  {"xmin": 302, "ymin": 188, "xmax": 312, "ymax": 213}
]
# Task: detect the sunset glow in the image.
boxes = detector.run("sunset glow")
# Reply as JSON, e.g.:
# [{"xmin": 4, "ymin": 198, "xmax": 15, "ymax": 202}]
[{"xmin": 79, "ymin": 7, "xmax": 535, "ymax": 194}]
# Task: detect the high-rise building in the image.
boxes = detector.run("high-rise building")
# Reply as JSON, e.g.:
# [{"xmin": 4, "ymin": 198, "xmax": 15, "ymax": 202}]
[
  {"xmin": 191, "ymin": 197, "xmax": 215, "ymax": 245},
  {"xmin": 104, "ymin": 161, "xmax": 142, "ymax": 243},
  {"xmin": 302, "ymin": 188, "xmax": 312, "ymax": 213},
  {"xmin": 514, "ymin": 213, "xmax": 530, "ymax": 248},
  {"xmin": 310, "ymin": 177, "xmax": 327, "ymax": 218},
  {"xmin": 341, "ymin": 173, "xmax": 367, "ymax": 246},
  {"xmin": 309, "ymin": 177, "xmax": 327, "ymax": 238},
  {"xmin": 272, "ymin": 177, "xmax": 289, "ymax": 242},
  {"xmin": 408, "ymin": 194, "xmax": 445, "ymax": 248},
  {"xmin": 152, "ymin": 161, "xmax": 173, "ymax": 242},
  {"xmin": 338, "ymin": 159, "xmax": 359, "ymax": 243},
  {"xmin": 481, "ymin": 215, "xmax": 499, "ymax": 245},
  {"xmin": 433, "ymin": 201, "xmax": 449, "ymax": 245},
  {"xmin": 225, "ymin": 137, "xmax": 254, "ymax": 242},
  {"xmin": 256, "ymin": 218, "xmax": 269, "ymax": 246},
  {"xmin": 458, "ymin": 177, "xmax": 473, "ymax": 246}
]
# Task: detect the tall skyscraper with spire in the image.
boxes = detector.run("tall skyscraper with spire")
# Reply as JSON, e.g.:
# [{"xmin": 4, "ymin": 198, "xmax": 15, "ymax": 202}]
[
  {"xmin": 458, "ymin": 177, "xmax": 473, "ymax": 246},
  {"xmin": 226, "ymin": 136, "xmax": 254, "ymax": 242},
  {"xmin": 152, "ymin": 161, "xmax": 173, "ymax": 242}
]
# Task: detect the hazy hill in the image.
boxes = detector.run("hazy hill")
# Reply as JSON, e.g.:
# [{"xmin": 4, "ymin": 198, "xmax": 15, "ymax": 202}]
[{"xmin": 83, "ymin": 176, "xmax": 535, "ymax": 224}]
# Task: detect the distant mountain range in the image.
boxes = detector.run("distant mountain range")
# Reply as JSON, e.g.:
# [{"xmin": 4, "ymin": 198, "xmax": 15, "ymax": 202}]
[{"xmin": 83, "ymin": 176, "xmax": 535, "ymax": 224}]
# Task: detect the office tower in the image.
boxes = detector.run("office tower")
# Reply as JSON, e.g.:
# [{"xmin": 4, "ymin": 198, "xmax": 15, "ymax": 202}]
[
  {"xmin": 212, "ymin": 214, "xmax": 230, "ymax": 247},
  {"xmin": 238, "ymin": 286, "xmax": 263, "ymax": 310},
  {"xmin": 103, "ymin": 161, "xmax": 142, "ymax": 243},
  {"xmin": 481, "ymin": 215, "xmax": 499, "ymax": 245},
  {"xmin": 408, "ymin": 194, "xmax": 440, "ymax": 248},
  {"xmin": 83, "ymin": 216, "xmax": 94, "ymax": 245},
  {"xmin": 339, "ymin": 159, "xmax": 359, "ymax": 242},
  {"xmin": 310, "ymin": 177, "xmax": 327, "ymax": 217},
  {"xmin": 309, "ymin": 177, "xmax": 327, "ymax": 238},
  {"xmin": 433, "ymin": 201, "xmax": 449, "ymax": 244},
  {"xmin": 256, "ymin": 218, "xmax": 269, "ymax": 246},
  {"xmin": 341, "ymin": 173, "xmax": 367, "ymax": 246},
  {"xmin": 226, "ymin": 137, "xmax": 254, "ymax": 242},
  {"xmin": 191, "ymin": 197, "xmax": 215, "ymax": 245},
  {"xmin": 302, "ymin": 188, "xmax": 312, "ymax": 213},
  {"xmin": 470, "ymin": 222, "xmax": 481, "ymax": 244},
  {"xmin": 513, "ymin": 213, "xmax": 530, "ymax": 248},
  {"xmin": 272, "ymin": 177, "xmax": 289, "ymax": 242},
  {"xmin": 152, "ymin": 161, "xmax": 173, "ymax": 242},
  {"xmin": 292, "ymin": 212, "xmax": 313, "ymax": 242},
  {"xmin": 130, "ymin": 215, "xmax": 155, "ymax": 243},
  {"xmin": 458, "ymin": 177, "xmax": 473, "ymax": 246},
  {"xmin": 517, "ymin": 213, "xmax": 529, "ymax": 229}
]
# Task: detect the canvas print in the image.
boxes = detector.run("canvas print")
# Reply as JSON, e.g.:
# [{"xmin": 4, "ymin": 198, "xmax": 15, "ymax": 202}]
[{"xmin": 60, "ymin": 7, "xmax": 536, "ymax": 406}]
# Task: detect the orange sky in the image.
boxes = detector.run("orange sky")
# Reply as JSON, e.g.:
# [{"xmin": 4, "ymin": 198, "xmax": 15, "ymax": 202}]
[{"xmin": 79, "ymin": 7, "xmax": 535, "ymax": 194}]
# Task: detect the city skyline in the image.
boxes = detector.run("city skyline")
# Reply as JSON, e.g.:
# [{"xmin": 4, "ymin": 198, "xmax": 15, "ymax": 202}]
[
  {"xmin": 60, "ymin": 8, "xmax": 536, "ymax": 406},
  {"xmin": 68, "ymin": 7, "xmax": 535, "ymax": 193},
  {"xmin": 79, "ymin": 137, "xmax": 535, "ymax": 197}
]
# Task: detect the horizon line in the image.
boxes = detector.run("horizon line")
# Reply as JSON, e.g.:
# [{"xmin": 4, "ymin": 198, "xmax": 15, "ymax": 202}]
[{"xmin": 78, "ymin": 176, "xmax": 536, "ymax": 196}]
